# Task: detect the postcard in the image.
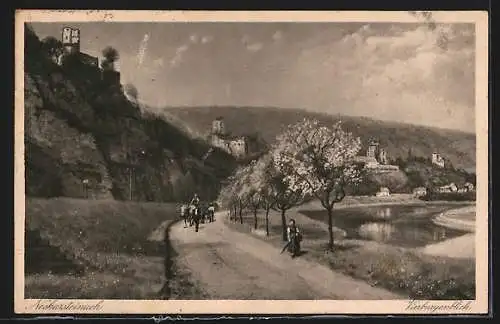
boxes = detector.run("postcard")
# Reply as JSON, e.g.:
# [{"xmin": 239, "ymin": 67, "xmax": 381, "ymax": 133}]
[{"xmin": 15, "ymin": 10, "xmax": 489, "ymax": 315}]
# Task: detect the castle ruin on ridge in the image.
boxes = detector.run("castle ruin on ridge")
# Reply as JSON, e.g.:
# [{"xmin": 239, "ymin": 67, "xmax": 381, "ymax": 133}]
[{"xmin": 208, "ymin": 117, "xmax": 248, "ymax": 159}]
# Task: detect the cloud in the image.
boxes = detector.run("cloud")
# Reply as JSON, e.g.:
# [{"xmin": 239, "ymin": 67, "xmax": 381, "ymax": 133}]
[
  {"xmin": 240, "ymin": 35, "xmax": 263, "ymax": 52},
  {"xmin": 153, "ymin": 57, "xmax": 164, "ymax": 68},
  {"xmin": 136, "ymin": 33, "xmax": 150, "ymax": 66},
  {"xmin": 350, "ymin": 24, "xmax": 474, "ymax": 130},
  {"xmin": 170, "ymin": 44, "xmax": 189, "ymax": 67},
  {"xmin": 241, "ymin": 35, "xmax": 251, "ymax": 44},
  {"xmin": 169, "ymin": 34, "xmax": 212, "ymax": 68},
  {"xmin": 246, "ymin": 42, "xmax": 264, "ymax": 52},
  {"xmin": 189, "ymin": 34, "xmax": 199, "ymax": 44},
  {"xmin": 201, "ymin": 35, "xmax": 214, "ymax": 44},
  {"xmin": 289, "ymin": 23, "xmax": 475, "ymax": 131},
  {"xmin": 272, "ymin": 30, "xmax": 283, "ymax": 41}
]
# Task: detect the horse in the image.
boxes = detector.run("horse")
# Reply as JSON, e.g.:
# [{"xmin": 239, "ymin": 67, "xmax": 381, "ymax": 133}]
[
  {"xmin": 199, "ymin": 205, "xmax": 206, "ymax": 224},
  {"xmin": 188, "ymin": 204, "xmax": 196, "ymax": 227},
  {"xmin": 189, "ymin": 204, "xmax": 200, "ymax": 232}
]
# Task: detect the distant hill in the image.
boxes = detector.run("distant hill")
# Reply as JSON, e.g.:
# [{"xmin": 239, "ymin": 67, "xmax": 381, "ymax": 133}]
[
  {"xmin": 163, "ymin": 106, "xmax": 476, "ymax": 171},
  {"xmin": 24, "ymin": 25, "xmax": 237, "ymax": 202}
]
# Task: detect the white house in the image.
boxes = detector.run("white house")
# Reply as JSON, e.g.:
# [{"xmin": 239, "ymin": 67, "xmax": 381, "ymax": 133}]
[
  {"xmin": 464, "ymin": 182, "xmax": 475, "ymax": 192},
  {"xmin": 438, "ymin": 182, "xmax": 458, "ymax": 193},
  {"xmin": 376, "ymin": 187, "xmax": 391, "ymax": 197},
  {"xmin": 413, "ymin": 187, "xmax": 427, "ymax": 197}
]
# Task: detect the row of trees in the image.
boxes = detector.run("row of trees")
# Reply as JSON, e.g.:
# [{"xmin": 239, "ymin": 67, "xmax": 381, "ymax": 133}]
[{"xmin": 217, "ymin": 119, "xmax": 363, "ymax": 250}]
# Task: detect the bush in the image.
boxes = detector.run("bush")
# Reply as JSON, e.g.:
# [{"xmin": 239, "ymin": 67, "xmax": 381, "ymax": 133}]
[
  {"xmin": 420, "ymin": 191, "xmax": 476, "ymax": 202},
  {"xmin": 322, "ymin": 245, "xmax": 475, "ymax": 300}
]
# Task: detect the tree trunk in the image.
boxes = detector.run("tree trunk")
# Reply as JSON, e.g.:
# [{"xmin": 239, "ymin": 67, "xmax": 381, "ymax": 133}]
[
  {"xmin": 253, "ymin": 208, "xmax": 258, "ymax": 230},
  {"xmin": 327, "ymin": 207, "xmax": 334, "ymax": 251},
  {"xmin": 233, "ymin": 205, "xmax": 237, "ymax": 222},
  {"xmin": 265, "ymin": 207, "xmax": 270, "ymax": 236},
  {"xmin": 281, "ymin": 209, "xmax": 287, "ymax": 242},
  {"xmin": 239, "ymin": 203, "xmax": 243, "ymax": 224}
]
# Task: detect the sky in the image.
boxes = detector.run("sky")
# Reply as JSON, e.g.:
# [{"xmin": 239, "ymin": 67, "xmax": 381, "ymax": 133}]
[{"xmin": 29, "ymin": 21, "xmax": 476, "ymax": 133}]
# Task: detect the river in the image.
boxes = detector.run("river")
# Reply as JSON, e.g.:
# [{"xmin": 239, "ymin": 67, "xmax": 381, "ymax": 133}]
[{"xmin": 300, "ymin": 203, "xmax": 471, "ymax": 248}]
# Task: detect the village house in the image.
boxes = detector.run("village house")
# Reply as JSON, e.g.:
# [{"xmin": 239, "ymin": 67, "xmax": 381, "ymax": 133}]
[
  {"xmin": 438, "ymin": 182, "xmax": 458, "ymax": 193},
  {"xmin": 412, "ymin": 187, "xmax": 427, "ymax": 198},
  {"xmin": 376, "ymin": 187, "xmax": 391, "ymax": 197},
  {"xmin": 464, "ymin": 182, "xmax": 475, "ymax": 192}
]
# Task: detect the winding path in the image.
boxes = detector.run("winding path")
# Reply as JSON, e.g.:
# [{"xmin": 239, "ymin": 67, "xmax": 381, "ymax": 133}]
[{"xmin": 168, "ymin": 212, "xmax": 403, "ymax": 300}]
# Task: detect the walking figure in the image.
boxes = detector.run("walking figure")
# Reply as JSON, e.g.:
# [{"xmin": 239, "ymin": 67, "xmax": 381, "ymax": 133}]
[
  {"xmin": 286, "ymin": 219, "xmax": 302, "ymax": 258},
  {"xmin": 208, "ymin": 202, "xmax": 215, "ymax": 223},
  {"xmin": 180, "ymin": 204, "xmax": 188, "ymax": 228}
]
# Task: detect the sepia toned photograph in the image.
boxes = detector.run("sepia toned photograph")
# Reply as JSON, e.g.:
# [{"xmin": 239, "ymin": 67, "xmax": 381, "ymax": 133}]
[{"xmin": 15, "ymin": 10, "xmax": 489, "ymax": 314}]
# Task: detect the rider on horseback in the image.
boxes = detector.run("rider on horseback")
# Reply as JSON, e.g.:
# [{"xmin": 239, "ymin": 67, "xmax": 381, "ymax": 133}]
[
  {"xmin": 189, "ymin": 193, "xmax": 201, "ymax": 232},
  {"xmin": 190, "ymin": 193, "xmax": 200, "ymax": 207}
]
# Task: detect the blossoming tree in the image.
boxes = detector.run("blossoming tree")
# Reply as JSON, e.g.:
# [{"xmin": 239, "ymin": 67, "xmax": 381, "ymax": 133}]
[
  {"xmin": 239, "ymin": 161, "xmax": 262, "ymax": 230},
  {"xmin": 272, "ymin": 119, "xmax": 362, "ymax": 250},
  {"xmin": 217, "ymin": 166, "xmax": 250, "ymax": 224},
  {"xmin": 247, "ymin": 154, "xmax": 276, "ymax": 236}
]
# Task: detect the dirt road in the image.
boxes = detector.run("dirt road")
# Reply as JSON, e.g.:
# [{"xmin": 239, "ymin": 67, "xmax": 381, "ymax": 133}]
[{"xmin": 168, "ymin": 212, "xmax": 403, "ymax": 300}]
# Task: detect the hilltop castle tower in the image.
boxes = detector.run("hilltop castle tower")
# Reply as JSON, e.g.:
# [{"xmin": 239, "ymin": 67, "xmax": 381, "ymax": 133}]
[
  {"xmin": 367, "ymin": 140, "xmax": 379, "ymax": 159},
  {"xmin": 62, "ymin": 26, "xmax": 80, "ymax": 55},
  {"xmin": 378, "ymin": 148, "xmax": 388, "ymax": 165},
  {"xmin": 212, "ymin": 117, "xmax": 226, "ymax": 136},
  {"xmin": 209, "ymin": 117, "xmax": 247, "ymax": 159},
  {"xmin": 432, "ymin": 152, "xmax": 445, "ymax": 168}
]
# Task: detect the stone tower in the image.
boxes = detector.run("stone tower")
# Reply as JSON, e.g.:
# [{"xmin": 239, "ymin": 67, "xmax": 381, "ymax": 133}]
[
  {"xmin": 367, "ymin": 140, "xmax": 379, "ymax": 159},
  {"xmin": 378, "ymin": 148, "xmax": 388, "ymax": 165},
  {"xmin": 432, "ymin": 152, "xmax": 445, "ymax": 168},
  {"xmin": 212, "ymin": 117, "xmax": 226, "ymax": 136},
  {"xmin": 62, "ymin": 27, "xmax": 81, "ymax": 55}
]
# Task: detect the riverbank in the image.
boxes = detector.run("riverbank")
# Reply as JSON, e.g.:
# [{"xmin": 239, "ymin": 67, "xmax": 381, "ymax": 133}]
[
  {"xmin": 226, "ymin": 197, "xmax": 475, "ymax": 299},
  {"xmin": 432, "ymin": 205, "xmax": 476, "ymax": 232},
  {"xmin": 420, "ymin": 234, "xmax": 475, "ymax": 259},
  {"xmin": 419, "ymin": 205, "xmax": 476, "ymax": 259},
  {"xmin": 301, "ymin": 194, "xmax": 475, "ymax": 211}
]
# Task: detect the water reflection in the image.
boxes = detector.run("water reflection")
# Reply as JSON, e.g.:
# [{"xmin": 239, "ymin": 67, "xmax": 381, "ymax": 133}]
[
  {"xmin": 358, "ymin": 222, "xmax": 396, "ymax": 241},
  {"xmin": 302, "ymin": 204, "xmax": 469, "ymax": 248},
  {"xmin": 375, "ymin": 207, "xmax": 392, "ymax": 219}
]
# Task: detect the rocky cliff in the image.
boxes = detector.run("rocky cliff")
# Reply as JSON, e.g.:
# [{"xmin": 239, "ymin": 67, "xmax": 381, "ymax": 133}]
[{"xmin": 24, "ymin": 25, "xmax": 237, "ymax": 202}]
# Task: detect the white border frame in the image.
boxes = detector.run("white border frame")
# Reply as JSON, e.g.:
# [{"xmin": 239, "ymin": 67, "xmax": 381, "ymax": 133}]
[{"xmin": 14, "ymin": 10, "xmax": 489, "ymax": 315}]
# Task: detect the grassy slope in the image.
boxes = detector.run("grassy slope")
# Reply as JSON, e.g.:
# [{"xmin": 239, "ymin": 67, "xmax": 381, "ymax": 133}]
[
  {"xmin": 164, "ymin": 106, "xmax": 476, "ymax": 170},
  {"xmin": 25, "ymin": 198, "xmax": 203, "ymax": 299},
  {"xmin": 226, "ymin": 196, "xmax": 475, "ymax": 299}
]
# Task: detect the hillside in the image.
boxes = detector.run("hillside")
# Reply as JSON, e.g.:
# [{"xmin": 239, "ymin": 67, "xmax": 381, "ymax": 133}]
[
  {"xmin": 163, "ymin": 106, "xmax": 476, "ymax": 171},
  {"xmin": 24, "ymin": 25, "xmax": 237, "ymax": 202}
]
